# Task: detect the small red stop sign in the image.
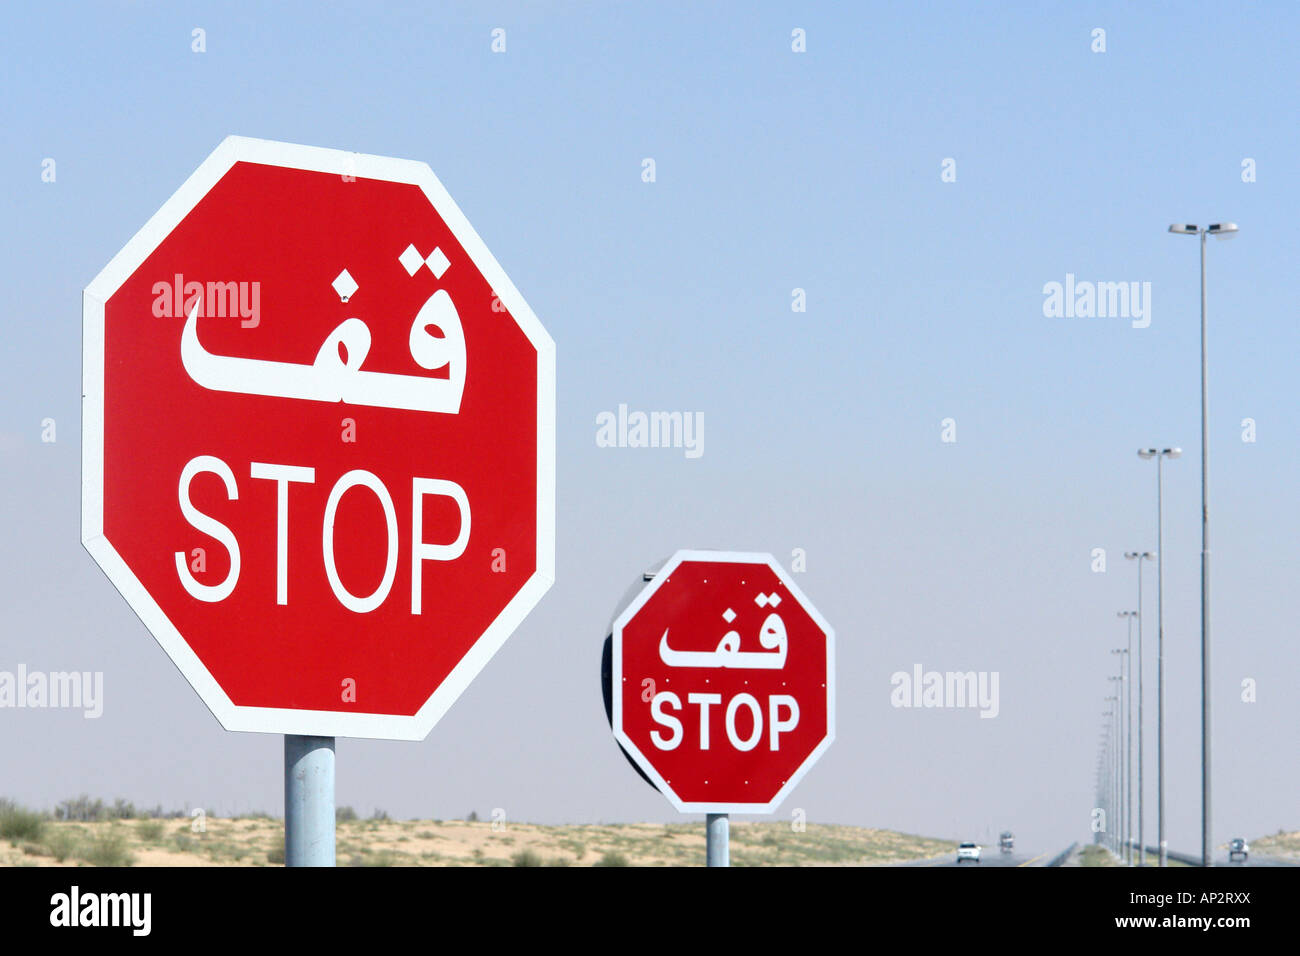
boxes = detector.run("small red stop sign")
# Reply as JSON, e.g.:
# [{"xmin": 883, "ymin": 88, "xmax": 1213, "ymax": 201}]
[{"xmin": 611, "ymin": 551, "xmax": 834, "ymax": 812}]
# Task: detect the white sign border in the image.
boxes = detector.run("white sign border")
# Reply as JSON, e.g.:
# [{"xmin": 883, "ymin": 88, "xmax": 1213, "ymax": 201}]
[
  {"xmin": 82, "ymin": 135, "xmax": 556, "ymax": 740},
  {"xmin": 610, "ymin": 549, "xmax": 836, "ymax": 814}
]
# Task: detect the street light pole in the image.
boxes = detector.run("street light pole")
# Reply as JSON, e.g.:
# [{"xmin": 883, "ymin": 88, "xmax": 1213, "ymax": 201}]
[
  {"xmin": 1101, "ymin": 726, "xmax": 1114, "ymax": 852},
  {"xmin": 1096, "ymin": 757, "xmax": 1104, "ymax": 845},
  {"xmin": 1104, "ymin": 701, "xmax": 1118, "ymax": 856},
  {"xmin": 1124, "ymin": 551, "xmax": 1152, "ymax": 865},
  {"xmin": 1199, "ymin": 227, "xmax": 1211, "ymax": 870},
  {"xmin": 1169, "ymin": 220, "xmax": 1237, "ymax": 867},
  {"xmin": 1111, "ymin": 651, "xmax": 1130, "ymax": 863},
  {"xmin": 1118, "ymin": 609, "xmax": 1138, "ymax": 863},
  {"xmin": 1137, "ymin": 448, "xmax": 1178, "ymax": 866},
  {"xmin": 1159, "ymin": 451, "xmax": 1170, "ymax": 869},
  {"xmin": 1109, "ymin": 669, "xmax": 1127, "ymax": 863},
  {"xmin": 1120, "ymin": 613, "xmax": 1134, "ymax": 863}
]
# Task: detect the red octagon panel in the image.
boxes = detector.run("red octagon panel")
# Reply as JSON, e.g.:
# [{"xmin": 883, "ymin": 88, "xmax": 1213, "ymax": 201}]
[
  {"xmin": 82, "ymin": 136, "xmax": 555, "ymax": 740},
  {"xmin": 612, "ymin": 551, "xmax": 835, "ymax": 813}
]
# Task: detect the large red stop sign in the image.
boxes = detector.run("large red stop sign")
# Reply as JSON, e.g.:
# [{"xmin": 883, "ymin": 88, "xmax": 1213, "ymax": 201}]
[{"xmin": 82, "ymin": 136, "xmax": 555, "ymax": 739}]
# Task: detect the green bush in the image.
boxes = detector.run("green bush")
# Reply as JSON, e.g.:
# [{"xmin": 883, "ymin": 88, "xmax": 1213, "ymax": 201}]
[
  {"xmin": 135, "ymin": 820, "xmax": 165, "ymax": 842},
  {"xmin": 593, "ymin": 851, "xmax": 629, "ymax": 867},
  {"xmin": 80, "ymin": 830, "xmax": 134, "ymax": 866},
  {"xmin": 43, "ymin": 828, "xmax": 78, "ymax": 862},
  {"xmin": 267, "ymin": 845, "xmax": 285, "ymax": 864},
  {"xmin": 0, "ymin": 802, "xmax": 47, "ymax": 842},
  {"xmin": 511, "ymin": 849, "xmax": 542, "ymax": 867},
  {"xmin": 336, "ymin": 806, "xmax": 358, "ymax": 822},
  {"xmin": 172, "ymin": 833, "xmax": 197, "ymax": 853}
]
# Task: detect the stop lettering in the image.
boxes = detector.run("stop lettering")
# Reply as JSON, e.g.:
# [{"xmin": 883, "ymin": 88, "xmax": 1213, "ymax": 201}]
[{"xmin": 173, "ymin": 456, "xmax": 470, "ymax": 614}]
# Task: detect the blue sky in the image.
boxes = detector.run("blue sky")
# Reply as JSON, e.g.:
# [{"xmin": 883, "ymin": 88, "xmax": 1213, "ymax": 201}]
[{"xmin": 2, "ymin": 2, "xmax": 1297, "ymax": 853}]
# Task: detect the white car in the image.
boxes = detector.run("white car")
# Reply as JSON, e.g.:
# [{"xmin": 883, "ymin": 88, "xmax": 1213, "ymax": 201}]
[
  {"xmin": 956, "ymin": 843, "xmax": 981, "ymax": 864},
  {"xmin": 1228, "ymin": 838, "xmax": 1249, "ymax": 862}
]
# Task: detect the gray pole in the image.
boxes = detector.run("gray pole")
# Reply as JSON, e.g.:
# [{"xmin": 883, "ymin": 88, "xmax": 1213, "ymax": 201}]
[
  {"xmin": 1108, "ymin": 675, "xmax": 1125, "ymax": 860},
  {"xmin": 1097, "ymin": 765, "xmax": 1103, "ymax": 845},
  {"xmin": 1103, "ymin": 723, "xmax": 1110, "ymax": 852},
  {"xmin": 1121, "ymin": 613, "xmax": 1134, "ymax": 862},
  {"xmin": 1096, "ymin": 761, "xmax": 1104, "ymax": 845},
  {"xmin": 1111, "ymin": 711, "xmax": 1119, "ymax": 855},
  {"xmin": 1100, "ymin": 732, "xmax": 1109, "ymax": 851},
  {"xmin": 1102, "ymin": 735, "xmax": 1111, "ymax": 850},
  {"xmin": 1108, "ymin": 730, "xmax": 1115, "ymax": 854},
  {"xmin": 1101, "ymin": 725, "xmax": 1109, "ymax": 851},
  {"xmin": 1123, "ymin": 640, "xmax": 1132, "ymax": 865},
  {"xmin": 1096, "ymin": 758, "xmax": 1103, "ymax": 845},
  {"xmin": 285, "ymin": 734, "xmax": 335, "ymax": 867},
  {"xmin": 1109, "ymin": 673, "xmax": 1121, "ymax": 859},
  {"xmin": 706, "ymin": 812, "xmax": 729, "ymax": 867},
  {"xmin": 1104, "ymin": 705, "xmax": 1116, "ymax": 854},
  {"xmin": 1105, "ymin": 734, "xmax": 1111, "ymax": 853},
  {"xmin": 1106, "ymin": 735, "xmax": 1112, "ymax": 854},
  {"xmin": 1136, "ymin": 565, "xmax": 1144, "ymax": 867},
  {"xmin": 1117, "ymin": 679, "xmax": 1124, "ymax": 861},
  {"xmin": 1107, "ymin": 743, "xmax": 1118, "ymax": 858},
  {"xmin": 1106, "ymin": 722, "xmax": 1112, "ymax": 853},
  {"xmin": 1199, "ymin": 229, "xmax": 1213, "ymax": 868},
  {"xmin": 1118, "ymin": 655, "xmax": 1128, "ymax": 863},
  {"xmin": 1157, "ymin": 453, "xmax": 1167, "ymax": 867}
]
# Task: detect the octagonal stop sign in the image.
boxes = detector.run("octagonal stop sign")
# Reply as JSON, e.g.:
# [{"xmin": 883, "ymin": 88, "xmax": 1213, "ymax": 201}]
[
  {"xmin": 82, "ymin": 136, "xmax": 554, "ymax": 739},
  {"xmin": 610, "ymin": 551, "xmax": 834, "ymax": 813}
]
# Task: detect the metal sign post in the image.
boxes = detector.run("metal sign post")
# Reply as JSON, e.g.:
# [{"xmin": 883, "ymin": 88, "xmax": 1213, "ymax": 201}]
[
  {"xmin": 706, "ymin": 813, "xmax": 729, "ymax": 867},
  {"xmin": 285, "ymin": 735, "xmax": 335, "ymax": 867}
]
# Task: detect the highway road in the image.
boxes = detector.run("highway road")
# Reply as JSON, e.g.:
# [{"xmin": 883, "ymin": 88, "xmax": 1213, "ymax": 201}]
[
  {"xmin": 896, "ymin": 843, "xmax": 1297, "ymax": 868},
  {"xmin": 898, "ymin": 846, "xmax": 1055, "ymax": 867},
  {"xmin": 1211, "ymin": 851, "xmax": 1295, "ymax": 867}
]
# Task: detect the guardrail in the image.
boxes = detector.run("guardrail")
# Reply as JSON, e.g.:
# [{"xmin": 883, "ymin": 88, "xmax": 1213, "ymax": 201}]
[
  {"xmin": 1045, "ymin": 842, "xmax": 1077, "ymax": 867},
  {"xmin": 1135, "ymin": 844, "xmax": 1300, "ymax": 866}
]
